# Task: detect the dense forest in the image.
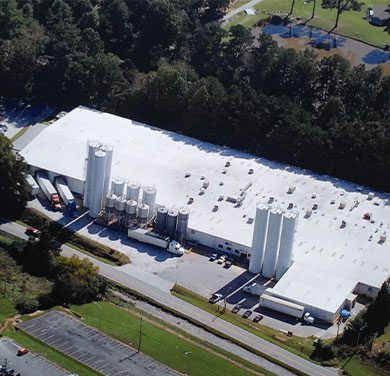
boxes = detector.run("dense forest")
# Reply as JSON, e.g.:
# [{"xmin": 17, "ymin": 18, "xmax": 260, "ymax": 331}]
[{"xmin": 0, "ymin": 0, "xmax": 389, "ymax": 191}]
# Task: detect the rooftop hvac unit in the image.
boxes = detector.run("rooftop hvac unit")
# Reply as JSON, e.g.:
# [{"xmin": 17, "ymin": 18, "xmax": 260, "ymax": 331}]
[
  {"xmin": 339, "ymin": 201, "xmax": 346, "ymax": 210},
  {"xmin": 379, "ymin": 234, "xmax": 386, "ymax": 244},
  {"xmin": 202, "ymin": 181, "xmax": 209, "ymax": 189},
  {"xmin": 187, "ymin": 197, "xmax": 194, "ymax": 204},
  {"xmin": 304, "ymin": 209, "xmax": 312, "ymax": 218},
  {"xmin": 368, "ymin": 192, "xmax": 375, "ymax": 200},
  {"xmin": 287, "ymin": 186, "xmax": 296, "ymax": 194},
  {"xmin": 218, "ymin": 195, "xmax": 224, "ymax": 201},
  {"xmin": 199, "ymin": 188, "xmax": 205, "ymax": 195},
  {"xmin": 248, "ymin": 168, "xmax": 254, "ymax": 175},
  {"xmin": 212, "ymin": 205, "xmax": 218, "ymax": 212}
]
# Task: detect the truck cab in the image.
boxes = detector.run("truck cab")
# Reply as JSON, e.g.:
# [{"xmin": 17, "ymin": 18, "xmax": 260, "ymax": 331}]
[{"xmin": 168, "ymin": 240, "xmax": 184, "ymax": 255}]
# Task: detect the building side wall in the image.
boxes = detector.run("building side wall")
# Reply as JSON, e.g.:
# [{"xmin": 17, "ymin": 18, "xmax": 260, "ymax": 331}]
[{"xmin": 188, "ymin": 227, "xmax": 250, "ymax": 255}]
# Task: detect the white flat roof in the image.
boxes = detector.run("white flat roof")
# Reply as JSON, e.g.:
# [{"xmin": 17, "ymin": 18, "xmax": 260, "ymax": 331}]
[{"xmin": 20, "ymin": 106, "xmax": 390, "ymax": 312}]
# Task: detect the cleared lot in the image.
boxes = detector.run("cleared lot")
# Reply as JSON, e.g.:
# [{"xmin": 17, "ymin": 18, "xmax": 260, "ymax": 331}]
[
  {"xmin": 19, "ymin": 310, "xmax": 179, "ymax": 376},
  {"xmin": 0, "ymin": 337, "xmax": 68, "ymax": 376}
]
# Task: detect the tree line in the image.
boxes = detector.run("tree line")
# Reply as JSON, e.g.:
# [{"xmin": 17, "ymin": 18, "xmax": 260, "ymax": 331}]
[{"xmin": 0, "ymin": 0, "xmax": 389, "ymax": 191}]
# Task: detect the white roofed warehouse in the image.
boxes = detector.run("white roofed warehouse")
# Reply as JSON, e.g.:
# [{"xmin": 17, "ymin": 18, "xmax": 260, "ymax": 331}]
[{"xmin": 20, "ymin": 106, "xmax": 390, "ymax": 323}]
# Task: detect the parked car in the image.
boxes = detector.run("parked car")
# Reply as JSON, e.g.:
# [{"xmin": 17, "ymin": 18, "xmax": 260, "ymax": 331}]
[
  {"xmin": 242, "ymin": 310, "xmax": 252, "ymax": 319},
  {"xmin": 25, "ymin": 227, "xmax": 40, "ymax": 236},
  {"xmin": 17, "ymin": 347, "xmax": 29, "ymax": 356},
  {"xmin": 208, "ymin": 293, "xmax": 223, "ymax": 304},
  {"xmin": 217, "ymin": 255, "xmax": 227, "ymax": 264},
  {"xmin": 231, "ymin": 304, "xmax": 242, "ymax": 314},
  {"xmin": 253, "ymin": 314, "xmax": 264, "ymax": 323},
  {"xmin": 224, "ymin": 257, "xmax": 233, "ymax": 268},
  {"xmin": 209, "ymin": 253, "xmax": 218, "ymax": 261}
]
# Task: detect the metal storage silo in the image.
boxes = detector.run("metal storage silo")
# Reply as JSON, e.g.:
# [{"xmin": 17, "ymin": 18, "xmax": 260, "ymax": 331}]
[
  {"xmin": 125, "ymin": 199, "xmax": 138, "ymax": 225},
  {"xmin": 176, "ymin": 207, "xmax": 190, "ymax": 240},
  {"xmin": 249, "ymin": 204, "xmax": 270, "ymax": 274},
  {"xmin": 142, "ymin": 186, "xmax": 157, "ymax": 219},
  {"xmin": 275, "ymin": 211, "xmax": 298, "ymax": 280},
  {"xmin": 115, "ymin": 196, "xmax": 126, "ymax": 211},
  {"xmin": 89, "ymin": 150, "xmax": 107, "ymax": 218},
  {"xmin": 83, "ymin": 141, "xmax": 100, "ymax": 208},
  {"xmin": 126, "ymin": 182, "xmax": 141, "ymax": 202},
  {"xmin": 137, "ymin": 203, "xmax": 149, "ymax": 225},
  {"xmin": 166, "ymin": 210, "xmax": 178, "ymax": 236},
  {"xmin": 111, "ymin": 177, "xmax": 125, "ymax": 197},
  {"xmin": 101, "ymin": 144, "xmax": 113, "ymax": 196},
  {"xmin": 155, "ymin": 206, "xmax": 168, "ymax": 234},
  {"xmin": 261, "ymin": 207, "xmax": 283, "ymax": 279},
  {"xmin": 105, "ymin": 193, "xmax": 117, "ymax": 213}
]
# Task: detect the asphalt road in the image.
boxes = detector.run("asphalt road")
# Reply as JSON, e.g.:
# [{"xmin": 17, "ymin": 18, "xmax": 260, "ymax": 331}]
[
  {"xmin": 0, "ymin": 220, "xmax": 338, "ymax": 376},
  {"xmin": 222, "ymin": 0, "xmax": 264, "ymax": 23}
]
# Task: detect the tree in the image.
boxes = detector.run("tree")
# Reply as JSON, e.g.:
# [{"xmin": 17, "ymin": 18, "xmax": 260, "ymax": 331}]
[
  {"xmin": 51, "ymin": 255, "xmax": 107, "ymax": 304},
  {"xmin": 20, "ymin": 227, "xmax": 56, "ymax": 276},
  {"xmin": 364, "ymin": 282, "xmax": 390, "ymax": 335},
  {"xmin": 0, "ymin": 137, "xmax": 28, "ymax": 219}
]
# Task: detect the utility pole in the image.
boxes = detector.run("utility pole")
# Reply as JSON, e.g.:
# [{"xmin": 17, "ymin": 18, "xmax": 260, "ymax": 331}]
[
  {"xmin": 137, "ymin": 317, "xmax": 143, "ymax": 353},
  {"xmin": 185, "ymin": 351, "xmax": 192, "ymax": 375}
]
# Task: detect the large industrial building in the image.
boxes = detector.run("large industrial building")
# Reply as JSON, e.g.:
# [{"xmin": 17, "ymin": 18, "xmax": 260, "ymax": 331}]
[{"xmin": 20, "ymin": 106, "xmax": 390, "ymax": 323}]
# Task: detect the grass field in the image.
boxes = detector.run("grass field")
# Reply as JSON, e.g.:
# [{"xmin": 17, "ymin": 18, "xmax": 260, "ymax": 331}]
[
  {"xmin": 69, "ymin": 301, "xmax": 275, "ymax": 376},
  {"xmin": 225, "ymin": 0, "xmax": 390, "ymax": 48}
]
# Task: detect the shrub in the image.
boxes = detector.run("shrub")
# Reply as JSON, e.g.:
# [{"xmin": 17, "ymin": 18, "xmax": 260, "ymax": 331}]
[{"xmin": 15, "ymin": 297, "xmax": 40, "ymax": 313}]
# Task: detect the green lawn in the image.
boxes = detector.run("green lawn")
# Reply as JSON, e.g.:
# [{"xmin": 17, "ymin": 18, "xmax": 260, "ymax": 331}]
[
  {"xmin": 374, "ymin": 324, "xmax": 390, "ymax": 352},
  {"xmin": 70, "ymin": 301, "xmax": 275, "ymax": 376},
  {"xmin": 341, "ymin": 356, "xmax": 390, "ymax": 376},
  {"xmin": 0, "ymin": 297, "xmax": 16, "ymax": 322},
  {"xmin": 225, "ymin": 0, "xmax": 390, "ymax": 48}
]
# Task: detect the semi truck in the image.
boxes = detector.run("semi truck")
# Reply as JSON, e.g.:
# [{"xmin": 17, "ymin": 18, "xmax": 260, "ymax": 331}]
[
  {"xmin": 35, "ymin": 171, "xmax": 61, "ymax": 210},
  {"xmin": 24, "ymin": 174, "xmax": 40, "ymax": 196},
  {"xmin": 259, "ymin": 293, "xmax": 305, "ymax": 319},
  {"xmin": 127, "ymin": 227, "xmax": 184, "ymax": 255},
  {"xmin": 55, "ymin": 177, "xmax": 78, "ymax": 217}
]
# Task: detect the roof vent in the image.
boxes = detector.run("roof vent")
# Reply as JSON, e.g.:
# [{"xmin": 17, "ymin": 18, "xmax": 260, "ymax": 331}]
[
  {"xmin": 212, "ymin": 205, "xmax": 219, "ymax": 212},
  {"xmin": 379, "ymin": 234, "xmax": 386, "ymax": 244},
  {"xmin": 339, "ymin": 201, "xmax": 346, "ymax": 209},
  {"xmin": 367, "ymin": 192, "xmax": 374, "ymax": 200},
  {"xmin": 248, "ymin": 168, "xmax": 254, "ymax": 175},
  {"xmin": 304, "ymin": 209, "xmax": 312, "ymax": 218},
  {"xmin": 218, "ymin": 195, "xmax": 224, "ymax": 201},
  {"xmin": 188, "ymin": 197, "xmax": 194, "ymax": 204},
  {"xmin": 219, "ymin": 181, "xmax": 224, "ymax": 186},
  {"xmin": 225, "ymin": 161, "xmax": 231, "ymax": 168},
  {"xmin": 311, "ymin": 193, "xmax": 316, "ymax": 199},
  {"xmin": 222, "ymin": 169, "xmax": 227, "ymax": 174},
  {"xmin": 287, "ymin": 186, "xmax": 296, "ymax": 194},
  {"xmin": 199, "ymin": 188, "xmax": 205, "ymax": 195},
  {"xmin": 185, "ymin": 172, "xmax": 191, "ymax": 178},
  {"xmin": 200, "ymin": 175, "xmax": 205, "ymax": 180},
  {"xmin": 330, "ymin": 199, "xmax": 335, "ymax": 204},
  {"xmin": 202, "ymin": 181, "xmax": 209, "ymax": 189}
]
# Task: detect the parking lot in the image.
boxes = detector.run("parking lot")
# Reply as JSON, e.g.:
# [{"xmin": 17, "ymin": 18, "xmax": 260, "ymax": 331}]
[
  {"xmin": 0, "ymin": 99, "xmax": 55, "ymax": 140},
  {"xmin": 0, "ymin": 337, "xmax": 68, "ymax": 376},
  {"xmin": 19, "ymin": 311, "xmax": 179, "ymax": 376}
]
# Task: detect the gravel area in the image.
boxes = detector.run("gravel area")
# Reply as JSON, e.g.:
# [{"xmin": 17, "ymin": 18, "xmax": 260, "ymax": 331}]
[{"xmin": 114, "ymin": 291, "xmax": 295, "ymax": 376}]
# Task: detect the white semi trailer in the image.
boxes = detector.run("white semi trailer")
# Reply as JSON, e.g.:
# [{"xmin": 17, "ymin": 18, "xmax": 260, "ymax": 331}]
[
  {"xmin": 35, "ymin": 171, "xmax": 61, "ymax": 210},
  {"xmin": 259, "ymin": 294, "xmax": 305, "ymax": 319},
  {"xmin": 55, "ymin": 177, "xmax": 78, "ymax": 217},
  {"xmin": 128, "ymin": 228, "xmax": 184, "ymax": 255}
]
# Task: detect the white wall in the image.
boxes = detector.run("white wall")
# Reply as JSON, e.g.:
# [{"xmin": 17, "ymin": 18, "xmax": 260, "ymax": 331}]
[{"xmin": 188, "ymin": 228, "xmax": 250, "ymax": 256}]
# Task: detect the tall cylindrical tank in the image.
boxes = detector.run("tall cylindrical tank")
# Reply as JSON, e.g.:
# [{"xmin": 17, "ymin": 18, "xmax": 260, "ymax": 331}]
[
  {"xmin": 166, "ymin": 209, "xmax": 178, "ymax": 236},
  {"xmin": 111, "ymin": 177, "xmax": 125, "ymax": 197},
  {"xmin": 155, "ymin": 206, "xmax": 168, "ymax": 234},
  {"xmin": 142, "ymin": 186, "xmax": 157, "ymax": 219},
  {"xmin": 126, "ymin": 182, "xmax": 141, "ymax": 201},
  {"xmin": 89, "ymin": 150, "xmax": 107, "ymax": 218},
  {"xmin": 176, "ymin": 207, "xmax": 190, "ymax": 239},
  {"xmin": 249, "ymin": 204, "xmax": 270, "ymax": 274},
  {"xmin": 83, "ymin": 141, "xmax": 100, "ymax": 208},
  {"xmin": 262, "ymin": 207, "xmax": 283, "ymax": 279},
  {"xmin": 275, "ymin": 211, "xmax": 298, "ymax": 280},
  {"xmin": 137, "ymin": 203, "xmax": 149, "ymax": 224},
  {"xmin": 115, "ymin": 196, "xmax": 126, "ymax": 212},
  {"xmin": 101, "ymin": 144, "xmax": 113, "ymax": 196}
]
